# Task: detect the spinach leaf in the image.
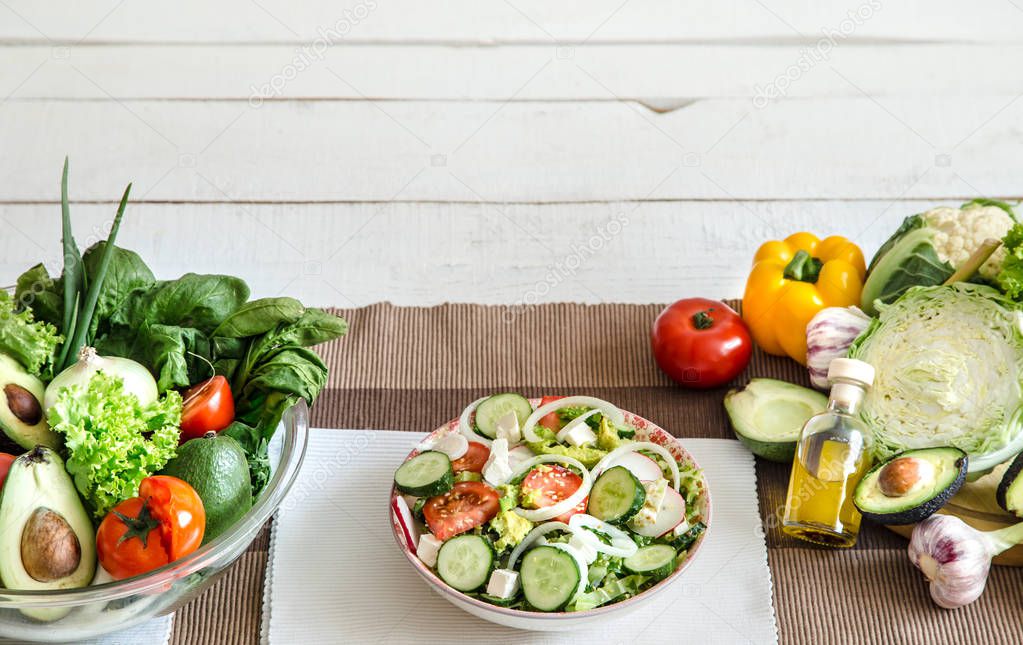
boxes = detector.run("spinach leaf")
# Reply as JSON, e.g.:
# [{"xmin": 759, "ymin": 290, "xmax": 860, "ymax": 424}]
[
  {"xmin": 15, "ymin": 263, "xmax": 63, "ymax": 329},
  {"xmin": 142, "ymin": 324, "xmax": 212, "ymax": 391},
  {"xmin": 82, "ymin": 242, "xmax": 155, "ymax": 339},
  {"xmin": 273, "ymin": 308, "xmax": 349, "ymax": 348},
  {"xmin": 211, "ymin": 297, "xmax": 305, "ymax": 338},
  {"xmin": 238, "ymin": 346, "xmax": 327, "ymax": 406},
  {"xmin": 114, "ymin": 273, "xmax": 249, "ymax": 334}
]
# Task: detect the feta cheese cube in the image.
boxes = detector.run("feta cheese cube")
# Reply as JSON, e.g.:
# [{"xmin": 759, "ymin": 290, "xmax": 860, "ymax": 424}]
[
  {"xmin": 561, "ymin": 423, "xmax": 597, "ymax": 448},
  {"xmin": 495, "ymin": 410, "xmax": 522, "ymax": 444},
  {"xmin": 483, "ymin": 437, "xmax": 514, "ymax": 486},
  {"xmin": 630, "ymin": 479, "xmax": 669, "ymax": 529},
  {"xmin": 486, "ymin": 568, "xmax": 520, "ymax": 599},
  {"xmin": 672, "ymin": 518, "xmax": 691, "ymax": 537},
  {"xmin": 417, "ymin": 534, "xmax": 443, "ymax": 568}
]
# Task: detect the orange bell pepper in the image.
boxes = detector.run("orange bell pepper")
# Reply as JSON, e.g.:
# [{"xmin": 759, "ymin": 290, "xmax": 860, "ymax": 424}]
[{"xmin": 742, "ymin": 233, "xmax": 866, "ymax": 365}]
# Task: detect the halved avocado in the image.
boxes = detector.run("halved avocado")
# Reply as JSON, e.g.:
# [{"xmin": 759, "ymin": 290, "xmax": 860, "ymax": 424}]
[
  {"xmin": 0, "ymin": 354, "xmax": 60, "ymax": 450},
  {"xmin": 996, "ymin": 451, "xmax": 1023, "ymax": 516},
  {"xmin": 0, "ymin": 446, "xmax": 96, "ymax": 621},
  {"xmin": 853, "ymin": 447, "xmax": 968, "ymax": 525},
  {"xmin": 723, "ymin": 378, "xmax": 828, "ymax": 463}
]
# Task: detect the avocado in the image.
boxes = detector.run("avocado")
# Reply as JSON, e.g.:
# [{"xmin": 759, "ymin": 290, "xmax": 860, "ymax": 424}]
[
  {"xmin": 996, "ymin": 451, "xmax": 1023, "ymax": 516},
  {"xmin": 0, "ymin": 446, "xmax": 96, "ymax": 621},
  {"xmin": 0, "ymin": 354, "xmax": 60, "ymax": 450},
  {"xmin": 160, "ymin": 433, "xmax": 252, "ymax": 543},
  {"xmin": 724, "ymin": 378, "xmax": 828, "ymax": 462},
  {"xmin": 853, "ymin": 447, "xmax": 968, "ymax": 525}
]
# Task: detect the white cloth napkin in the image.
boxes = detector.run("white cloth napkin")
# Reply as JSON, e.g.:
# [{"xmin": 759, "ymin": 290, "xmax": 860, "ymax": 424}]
[
  {"xmin": 263, "ymin": 429, "xmax": 777, "ymax": 645},
  {"xmin": 0, "ymin": 614, "xmax": 172, "ymax": 645}
]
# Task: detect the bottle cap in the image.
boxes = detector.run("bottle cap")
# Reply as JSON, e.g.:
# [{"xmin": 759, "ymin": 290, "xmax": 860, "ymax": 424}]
[{"xmin": 828, "ymin": 358, "xmax": 875, "ymax": 387}]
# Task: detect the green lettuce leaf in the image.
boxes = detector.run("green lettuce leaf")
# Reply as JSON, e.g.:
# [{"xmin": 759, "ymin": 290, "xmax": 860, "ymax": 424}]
[
  {"xmin": 47, "ymin": 371, "xmax": 181, "ymax": 518},
  {"xmin": 0, "ymin": 290, "xmax": 63, "ymax": 379}
]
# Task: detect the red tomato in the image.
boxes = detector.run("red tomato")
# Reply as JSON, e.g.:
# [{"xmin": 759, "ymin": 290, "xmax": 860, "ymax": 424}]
[
  {"xmin": 180, "ymin": 375, "xmax": 235, "ymax": 441},
  {"xmin": 451, "ymin": 442, "xmax": 490, "ymax": 474},
  {"xmin": 651, "ymin": 298, "xmax": 752, "ymax": 389},
  {"xmin": 423, "ymin": 481, "xmax": 500, "ymax": 541},
  {"xmin": 96, "ymin": 476, "xmax": 206, "ymax": 580},
  {"xmin": 538, "ymin": 395, "xmax": 565, "ymax": 432},
  {"xmin": 0, "ymin": 453, "xmax": 15, "ymax": 489},
  {"xmin": 521, "ymin": 464, "xmax": 587, "ymax": 523}
]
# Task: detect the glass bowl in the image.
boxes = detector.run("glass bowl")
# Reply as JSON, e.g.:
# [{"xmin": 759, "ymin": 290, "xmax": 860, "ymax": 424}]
[{"xmin": 0, "ymin": 399, "xmax": 309, "ymax": 642}]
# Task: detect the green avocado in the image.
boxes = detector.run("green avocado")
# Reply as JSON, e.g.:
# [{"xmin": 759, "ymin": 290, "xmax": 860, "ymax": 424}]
[
  {"xmin": 724, "ymin": 378, "xmax": 827, "ymax": 463},
  {"xmin": 0, "ymin": 354, "xmax": 60, "ymax": 450},
  {"xmin": 853, "ymin": 447, "xmax": 968, "ymax": 525},
  {"xmin": 160, "ymin": 433, "xmax": 253, "ymax": 543},
  {"xmin": 996, "ymin": 451, "xmax": 1023, "ymax": 517},
  {"xmin": 0, "ymin": 446, "xmax": 96, "ymax": 621}
]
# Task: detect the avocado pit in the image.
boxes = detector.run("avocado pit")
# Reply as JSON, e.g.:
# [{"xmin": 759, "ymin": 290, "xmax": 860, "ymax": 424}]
[
  {"xmin": 879, "ymin": 456, "xmax": 933, "ymax": 497},
  {"xmin": 20, "ymin": 508, "xmax": 82, "ymax": 582},
  {"xmin": 4, "ymin": 384, "xmax": 42, "ymax": 425}
]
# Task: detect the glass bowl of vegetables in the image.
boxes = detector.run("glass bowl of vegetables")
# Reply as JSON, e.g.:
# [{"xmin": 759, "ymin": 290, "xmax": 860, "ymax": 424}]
[{"xmin": 0, "ymin": 400, "xmax": 307, "ymax": 642}]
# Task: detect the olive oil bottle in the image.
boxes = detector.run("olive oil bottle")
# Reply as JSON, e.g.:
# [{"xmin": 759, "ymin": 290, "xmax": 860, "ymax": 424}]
[{"xmin": 783, "ymin": 358, "xmax": 874, "ymax": 548}]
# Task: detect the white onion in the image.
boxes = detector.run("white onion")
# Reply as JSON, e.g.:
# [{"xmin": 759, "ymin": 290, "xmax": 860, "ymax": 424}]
[
  {"xmin": 521, "ymin": 396, "xmax": 625, "ymax": 442},
  {"xmin": 569, "ymin": 514, "xmax": 639, "ymax": 558},
  {"xmin": 44, "ymin": 346, "xmax": 158, "ymax": 412},
  {"xmin": 556, "ymin": 409, "xmax": 601, "ymax": 443},
  {"xmin": 592, "ymin": 442, "xmax": 681, "ymax": 491},
  {"xmin": 509, "ymin": 455, "xmax": 593, "ymax": 522},
  {"xmin": 421, "ymin": 431, "xmax": 468, "ymax": 460},
  {"xmin": 457, "ymin": 397, "xmax": 491, "ymax": 447},
  {"xmin": 507, "ymin": 521, "xmax": 576, "ymax": 570}
]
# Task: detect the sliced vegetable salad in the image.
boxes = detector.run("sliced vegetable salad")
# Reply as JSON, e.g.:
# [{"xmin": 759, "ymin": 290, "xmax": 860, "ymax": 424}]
[{"xmin": 392, "ymin": 394, "xmax": 706, "ymax": 613}]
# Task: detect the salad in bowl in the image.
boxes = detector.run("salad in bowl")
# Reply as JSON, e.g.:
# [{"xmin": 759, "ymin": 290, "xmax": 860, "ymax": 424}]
[{"xmin": 390, "ymin": 394, "xmax": 710, "ymax": 630}]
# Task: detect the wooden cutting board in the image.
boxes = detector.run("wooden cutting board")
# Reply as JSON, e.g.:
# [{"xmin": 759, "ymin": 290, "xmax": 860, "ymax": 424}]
[{"xmin": 887, "ymin": 462, "xmax": 1023, "ymax": 566}]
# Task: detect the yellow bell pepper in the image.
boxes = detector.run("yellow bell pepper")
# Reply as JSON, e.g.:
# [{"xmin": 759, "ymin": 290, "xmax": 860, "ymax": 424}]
[{"xmin": 742, "ymin": 233, "xmax": 866, "ymax": 365}]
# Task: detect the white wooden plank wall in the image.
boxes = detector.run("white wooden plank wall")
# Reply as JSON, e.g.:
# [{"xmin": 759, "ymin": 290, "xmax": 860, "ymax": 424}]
[{"xmin": 1, "ymin": 1, "xmax": 1020, "ymax": 306}]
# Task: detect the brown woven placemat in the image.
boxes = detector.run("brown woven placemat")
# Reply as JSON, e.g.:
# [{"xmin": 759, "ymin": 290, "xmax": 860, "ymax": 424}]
[{"xmin": 169, "ymin": 302, "xmax": 1023, "ymax": 645}]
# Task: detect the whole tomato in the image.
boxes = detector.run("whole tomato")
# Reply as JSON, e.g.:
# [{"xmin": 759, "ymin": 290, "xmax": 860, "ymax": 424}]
[
  {"xmin": 179, "ymin": 375, "xmax": 235, "ymax": 442},
  {"xmin": 651, "ymin": 298, "xmax": 752, "ymax": 389},
  {"xmin": 96, "ymin": 476, "xmax": 206, "ymax": 580},
  {"xmin": 0, "ymin": 453, "xmax": 15, "ymax": 489}
]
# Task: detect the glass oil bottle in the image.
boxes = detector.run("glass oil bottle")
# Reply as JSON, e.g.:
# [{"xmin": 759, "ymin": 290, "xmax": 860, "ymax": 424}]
[{"xmin": 783, "ymin": 358, "xmax": 875, "ymax": 548}]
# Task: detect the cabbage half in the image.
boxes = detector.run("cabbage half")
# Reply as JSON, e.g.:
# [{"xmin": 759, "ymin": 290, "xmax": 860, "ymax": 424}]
[{"xmin": 848, "ymin": 283, "xmax": 1023, "ymax": 466}]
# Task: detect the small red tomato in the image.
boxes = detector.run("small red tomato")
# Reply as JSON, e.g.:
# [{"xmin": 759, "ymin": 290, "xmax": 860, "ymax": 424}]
[
  {"xmin": 651, "ymin": 298, "xmax": 752, "ymax": 389},
  {"xmin": 180, "ymin": 375, "xmax": 235, "ymax": 441},
  {"xmin": 96, "ymin": 476, "xmax": 206, "ymax": 580},
  {"xmin": 537, "ymin": 395, "xmax": 564, "ymax": 431},
  {"xmin": 0, "ymin": 453, "xmax": 15, "ymax": 489},
  {"xmin": 451, "ymin": 442, "xmax": 491, "ymax": 474}
]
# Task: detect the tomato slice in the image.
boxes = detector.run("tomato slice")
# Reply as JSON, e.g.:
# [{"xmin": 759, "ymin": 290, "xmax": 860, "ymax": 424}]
[
  {"xmin": 538, "ymin": 395, "xmax": 565, "ymax": 432},
  {"xmin": 423, "ymin": 481, "xmax": 500, "ymax": 541},
  {"xmin": 520, "ymin": 464, "xmax": 587, "ymax": 523},
  {"xmin": 180, "ymin": 375, "xmax": 235, "ymax": 441},
  {"xmin": 451, "ymin": 442, "xmax": 490, "ymax": 474}
]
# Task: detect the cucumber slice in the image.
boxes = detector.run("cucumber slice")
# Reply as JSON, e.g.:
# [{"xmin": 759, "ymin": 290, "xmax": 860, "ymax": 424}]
[
  {"xmin": 587, "ymin": 465, "xmax": 646, "ymax": 523},
  {"xmin": 475, "ymin": 393, "xmax": 534, "ymax": 439},
  {"xmin": 437, "ymin": 534, "xmax": 494, "ymax": 592},
  {"xmin": 394, "ymin": 451, "xmax": 454, "ymax": 497},
  {"xmin": 520, "ymin": 545, "xmax": 581, "ymax": 611},
  {"xmin": 624, "ymin": 544, "xmax": 676, "ymax": 580},
  {"xmin": 724, "ymin": 378, "xmax": 828, "ymax": 463}
]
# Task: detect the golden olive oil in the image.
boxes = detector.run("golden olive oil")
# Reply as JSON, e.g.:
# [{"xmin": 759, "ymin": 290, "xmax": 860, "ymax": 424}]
[{"xmin": 782, "ymin": 358, "xmax": 874, "ymax": 548}]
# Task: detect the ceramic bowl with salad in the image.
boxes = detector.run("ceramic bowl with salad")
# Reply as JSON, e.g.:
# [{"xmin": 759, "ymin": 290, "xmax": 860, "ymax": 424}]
[
  {"xmin": 390, "ymin": 394, "xmax": 710, "ymax": 631},
  {"xmin": 0, "ymin": 163, "xmax": 345, "ymax": 641}
]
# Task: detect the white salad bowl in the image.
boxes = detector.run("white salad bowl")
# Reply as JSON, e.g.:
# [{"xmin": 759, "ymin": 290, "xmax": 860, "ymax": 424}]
[{"xmin": 389, "ymin": 402, "xmax": 711, "ymax": 632}]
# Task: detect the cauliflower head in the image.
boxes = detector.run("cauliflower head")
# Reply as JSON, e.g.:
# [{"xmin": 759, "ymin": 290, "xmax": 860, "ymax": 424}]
[{"xmin": 922, "ymin": 203, "xmax": 1014, "ymax": 278}]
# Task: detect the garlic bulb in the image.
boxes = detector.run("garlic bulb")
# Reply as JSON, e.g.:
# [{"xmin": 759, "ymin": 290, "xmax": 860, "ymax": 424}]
[
  {"xmin": 805, "ymin": 306, "xmax": 871, "ymax": 389},
  {"xmin": 908, "ymin": 514, "xmax": 1023, "ymax": 608}
]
